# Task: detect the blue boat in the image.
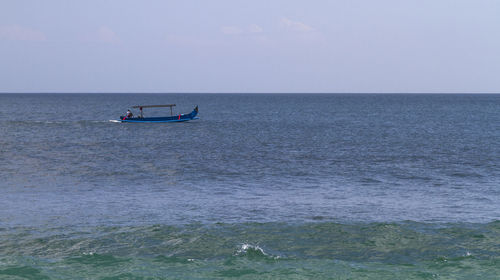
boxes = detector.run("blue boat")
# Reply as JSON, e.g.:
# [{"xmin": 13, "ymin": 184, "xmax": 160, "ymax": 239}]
[{"xmin": 119, "ymin": 104, "xmax": 199, "ymax": 123}]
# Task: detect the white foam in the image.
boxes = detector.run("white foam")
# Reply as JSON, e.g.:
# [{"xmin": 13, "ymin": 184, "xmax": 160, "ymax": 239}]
[
  {"xmin": 237, "ymin": 243, "xmax": 266, "ymax": 255},
  {"xmin": 236, "ymin": 243, "xmax": 281, "ymax": 259}
]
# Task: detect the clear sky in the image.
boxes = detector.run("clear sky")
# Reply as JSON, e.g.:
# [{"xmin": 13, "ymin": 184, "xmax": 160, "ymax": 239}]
[{"xmin": 1, "ymin": 0, "xmax": 499, "ymax": 93}]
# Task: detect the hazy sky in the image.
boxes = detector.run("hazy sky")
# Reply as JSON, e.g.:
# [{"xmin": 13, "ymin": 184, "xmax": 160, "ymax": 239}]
[{"xmin": 1, "ymin": 0, "xmax": 499, "ymax": 93}]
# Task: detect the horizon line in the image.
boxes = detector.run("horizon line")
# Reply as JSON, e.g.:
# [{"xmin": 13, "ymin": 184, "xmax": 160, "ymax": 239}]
[{"xmin": 1, "ymin": 92, "xmax": 499, "ymax": 95}]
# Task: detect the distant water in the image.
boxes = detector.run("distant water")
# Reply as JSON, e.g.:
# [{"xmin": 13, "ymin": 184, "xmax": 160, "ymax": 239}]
[{"xmin": 0, "ymin": 93, "xmax": 499, "ymax": 279}]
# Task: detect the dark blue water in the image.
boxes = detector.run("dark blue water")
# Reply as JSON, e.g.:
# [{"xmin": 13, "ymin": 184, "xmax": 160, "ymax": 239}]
[{"xmin": 1, "ymin": 93, "xmax": 499, "ymax": 279}]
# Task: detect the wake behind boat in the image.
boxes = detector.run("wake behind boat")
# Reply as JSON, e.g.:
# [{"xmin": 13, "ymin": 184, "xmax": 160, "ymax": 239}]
[{"xmin": 118, "ymin": 104, "xmax": 199, "ymax": 123}]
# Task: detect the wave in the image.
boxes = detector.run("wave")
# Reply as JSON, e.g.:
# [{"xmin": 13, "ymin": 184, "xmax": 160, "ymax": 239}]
[
  {"xmin": 234, "ymin": 243, "xmax": 281, "ymax": 260},
  {"xmin": 1, "ymin": 221, "xmax": 499, "ymax": 279},
  {"xmin": 1, "ymin": 221, "xmax": 498, "ymax": 260}
]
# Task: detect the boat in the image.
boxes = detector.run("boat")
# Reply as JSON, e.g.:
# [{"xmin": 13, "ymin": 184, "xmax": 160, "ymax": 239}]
[{"xmin": 119, "ymin": 104, "xmax": 199, "ymax": 123}]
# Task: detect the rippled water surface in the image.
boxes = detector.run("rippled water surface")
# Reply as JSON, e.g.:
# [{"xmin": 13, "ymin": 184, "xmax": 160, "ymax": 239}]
[{"xmin": 0, "ymin": 93, "xmax": 499, "ymax": 279}]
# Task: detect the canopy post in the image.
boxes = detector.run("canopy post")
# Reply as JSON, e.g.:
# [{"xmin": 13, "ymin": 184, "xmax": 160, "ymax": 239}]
[{"xmin": 170, "ymin": 107, "xmax": 173, "ymax": 116}]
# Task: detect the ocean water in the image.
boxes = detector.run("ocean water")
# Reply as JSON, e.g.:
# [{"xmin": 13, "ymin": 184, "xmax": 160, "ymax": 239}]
[{"xmin": 0, "ymin": 93, "xmax": 499, "ymax": 279}]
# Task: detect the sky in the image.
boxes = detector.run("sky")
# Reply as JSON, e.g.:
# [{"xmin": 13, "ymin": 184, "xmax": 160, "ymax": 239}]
[{"xmin": 1, "ymin": 0, "xmax": 499, "ymax": 93}]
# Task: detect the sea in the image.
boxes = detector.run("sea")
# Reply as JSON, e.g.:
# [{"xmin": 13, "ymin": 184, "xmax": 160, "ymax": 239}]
[{"xmin": 0, "ymin": 93, "xmax": 499, "ymax": 279}]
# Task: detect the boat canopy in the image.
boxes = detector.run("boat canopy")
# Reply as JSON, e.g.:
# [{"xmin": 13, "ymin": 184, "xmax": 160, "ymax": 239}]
[
  {"xmin": 132, "ymin": 104, "xmax": 177, "ymax": 116},
  {"xmin": 131, "ymin": 104, "xmax": 176, "ymax": 108}
]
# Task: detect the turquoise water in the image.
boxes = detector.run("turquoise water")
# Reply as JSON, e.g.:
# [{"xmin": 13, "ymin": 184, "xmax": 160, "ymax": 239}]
[
  {"xmin": 0, "ymin": 93, "xmax": 499, "ymax": 279},
  {"xmin": 1, "ymin": 222, "xmax": 499, "ymax": 279}
]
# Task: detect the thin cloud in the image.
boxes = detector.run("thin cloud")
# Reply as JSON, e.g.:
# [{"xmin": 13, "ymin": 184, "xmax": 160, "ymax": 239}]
[
  {"xmin": 248, "ymin": 24, "xmax": 263, "ymax": 33},
  {"xmin": 0, "ymin": 25, "xmax": 46, "ymax": 41},
  {"xmin": 221, "ymin": 26, "xmax": 243, "ymax": 35},
  {"xmin": 96, "ymin": 26, "xmax": 119, "ymax": 43},
  {"xmin": 221, "ymin": 24, "xmax": 263, "ymax": 35},
  {"xmin": 281, "ymin": 17, "xmax": 314, "ymax": 32},
  {"xmin": 80, "ymin": 26, "xmax": 120, "ymax": 43}
]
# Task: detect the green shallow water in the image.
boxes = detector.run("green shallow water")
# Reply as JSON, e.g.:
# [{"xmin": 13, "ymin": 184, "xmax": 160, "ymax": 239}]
[{"xmin": 1, "ymin": 221, "xmax": 499, "ymax": 279}]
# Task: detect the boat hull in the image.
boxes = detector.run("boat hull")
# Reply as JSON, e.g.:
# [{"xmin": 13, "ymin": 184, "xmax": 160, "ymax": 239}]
[
  {"xmin": 120, "ymin": 117, "xmax": 199, "ymax": 123},
  {"xmin": 119, "ymin": 106, "xmax": 199, "ymax": 123}
]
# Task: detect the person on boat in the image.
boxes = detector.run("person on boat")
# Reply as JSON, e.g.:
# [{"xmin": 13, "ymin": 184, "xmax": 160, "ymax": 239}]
[{"xmin": 126, "ymin": 109, "xmax": 133, "ymax": 118}]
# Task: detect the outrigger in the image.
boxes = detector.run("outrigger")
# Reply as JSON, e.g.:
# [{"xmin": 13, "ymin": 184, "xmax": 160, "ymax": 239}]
[{"xmin": 119, "ymin": 104, "xmax": 199, "ymax": 123}]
